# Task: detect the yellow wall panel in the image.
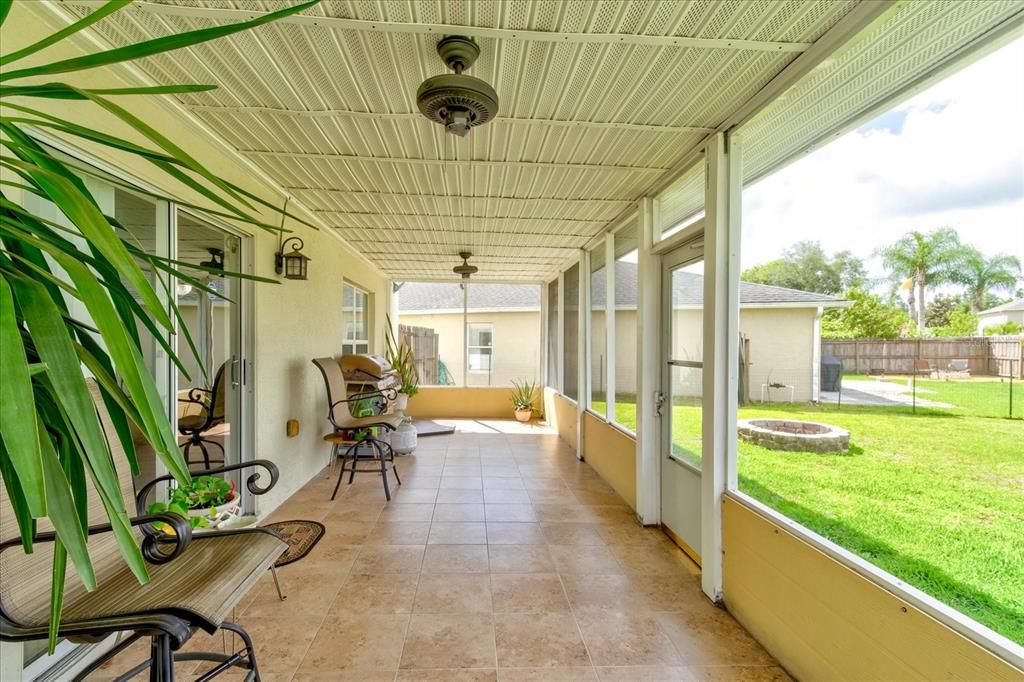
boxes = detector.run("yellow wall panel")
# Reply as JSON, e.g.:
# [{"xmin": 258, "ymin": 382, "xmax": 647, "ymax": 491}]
[
  {"xmin": 581, "ymin": 413, "xmax": 637, "ymax": 509},
  {"xmin": 407, "ymin": 386, "xmax": 520, "ymax": 419},
  {"xmin": 722, "ymin": 497, "xmax": 1022, "ymax": 681}
]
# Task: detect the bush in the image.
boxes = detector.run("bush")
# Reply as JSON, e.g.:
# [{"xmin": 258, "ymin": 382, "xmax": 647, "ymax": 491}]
[{"xmin": 983, "ymin": 320, "xmax": 1023, "ymax": 336}]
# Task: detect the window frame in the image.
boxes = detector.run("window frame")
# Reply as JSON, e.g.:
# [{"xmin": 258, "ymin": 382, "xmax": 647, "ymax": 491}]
[
  {"xmin": 341, "ymin": 281, "xmax": 370, "ymax": 355},
  {"xmin": 466, "ymin": 322, "xmax": 494, "ymax": 374}
]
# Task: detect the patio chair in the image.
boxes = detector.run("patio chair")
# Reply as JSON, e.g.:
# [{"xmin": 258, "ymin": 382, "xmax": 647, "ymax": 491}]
[
  {"xmin": 946, "ymin": 359, "xmax": 971, "ymax": 379},
  {"xmin": 915, "ymin": 359, "xmax": 938, "ymax": 379},
  {"xmin": 177, "ymin": 361, "xmax": 227, "ymax": 469},
  {"xmin": 312, "ymin": 357, "xmax": 402, "ymax": 501},
  {"xmin": 0, "ymin": 380, "xmax": 287, "ymax": 681}
]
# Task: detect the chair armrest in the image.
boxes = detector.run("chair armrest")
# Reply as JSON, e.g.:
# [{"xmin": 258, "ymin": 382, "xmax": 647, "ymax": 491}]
[
  {"xmin": 135, "ymin": 460, "xmax": 279, "ymax": 512},
  {"xmin": 178, "ymin": 387, "xmax": 213, "ymax": 407},
  {"xmin": 0, "ymin": 512, "xmax": 192, "ymax": 566}
]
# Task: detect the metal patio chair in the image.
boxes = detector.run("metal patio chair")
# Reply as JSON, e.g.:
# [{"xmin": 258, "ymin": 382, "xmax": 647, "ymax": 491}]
[
  {"xmin": 177, "ymin": 361, "xmax": 228, "ymax": 469},
  {"xmin": 0, "ymin": 381, "xmax": 287, "ymax": 681},
  {"xmin": 312, "ymin": 357, "xmax": 402, "ymax": 501}
]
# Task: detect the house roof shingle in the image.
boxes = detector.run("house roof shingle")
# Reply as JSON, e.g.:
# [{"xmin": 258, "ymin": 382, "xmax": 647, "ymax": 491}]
[
  {"xmin": 398, "ymin": 262, "xmax": 845, "ymax": 312},
  {"xmin": 978, "ymin": 299, "xmax": 1024, "ymax": 315}
]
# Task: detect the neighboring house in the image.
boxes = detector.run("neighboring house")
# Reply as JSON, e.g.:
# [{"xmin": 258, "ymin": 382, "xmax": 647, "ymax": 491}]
[
  {"xmin": 976, "ymin": 299, "xmax": 1024, "ymax": 334},
  {"xmin": 398, "ymin": 263, "xmax": 848, "ymax": 402}
]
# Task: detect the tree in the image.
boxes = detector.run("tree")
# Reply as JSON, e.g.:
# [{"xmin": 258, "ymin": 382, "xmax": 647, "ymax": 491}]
[
  {"xmin": 931, "ymin": 309, "xmax": 978, "ymax": 337},
  {"xmin": 821, "ymin": 288, "xmax": 910, "ymax": 339},
  {"xmin": 741, "ymin": 241, "xmax": 866, "ymax": 295},
  {"xmin": 924, "ymin": 294, "xmax": 969, "ymax": 328},
  {"xmin": 876, "ymin": 228, "xmax": 966, "ymax": 331},
  {"xmin": 952, "ymin": 247, "xmax": 1021, "ymax": 312}
]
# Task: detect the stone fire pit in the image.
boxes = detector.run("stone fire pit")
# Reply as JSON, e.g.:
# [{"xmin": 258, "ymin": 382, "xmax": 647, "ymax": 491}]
[{"xmin": 737, "ymin": 419, "xmax": 849, "ymax": 453}]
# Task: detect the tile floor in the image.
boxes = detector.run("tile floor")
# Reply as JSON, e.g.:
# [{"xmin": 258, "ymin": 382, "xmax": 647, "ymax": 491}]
[{"xmin": 93, "ymin": 420, "xmax": 789, "ymax": 681}]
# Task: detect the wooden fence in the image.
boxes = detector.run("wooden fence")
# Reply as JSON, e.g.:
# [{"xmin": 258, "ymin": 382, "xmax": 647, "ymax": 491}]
[
  {"xmin": 399, "ymin": 324, "xmax": 440, "ymax": 385},
  {"xmin": 822, "ymin": 336, "xmax": 1022, "ymax": 378}
]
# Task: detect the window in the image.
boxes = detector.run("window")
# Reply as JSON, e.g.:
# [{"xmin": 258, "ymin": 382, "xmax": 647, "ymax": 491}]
[
  {"xmin": 589, "ymin": 243, "xmax": 607, "ymax": 412},
  {"xmin": 613, "ymin": 218, "xmax": 639, "ymax": 431},
  {"xmin": 547, "ymin": 279, "xmax": 559, "ymax": 388},
  {"xmin": 467, "ymin": 323, "xmax": 493, "ymax": 372},
  {"xmin": 562, "ymin": 263, "xmax": 579, "ymax": 401},
  {"xmin": 342, "ymin": 283, "xmax": 370, "ymax": 355}
]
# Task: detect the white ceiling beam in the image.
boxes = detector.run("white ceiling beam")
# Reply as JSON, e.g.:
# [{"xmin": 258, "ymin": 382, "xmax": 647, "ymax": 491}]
[
  {"xmin": 187, "ymin": 104, "xmax": 715, "ymax": 135},
  {"xmin": 239, "ymin": 150, "xmax": 667, "ymax": 173},
  {"xmin": 64, "ymin": 1, "xmax": 811, "ymax": 53},
  {"xmin": 314, "ymin": 209, "xmax": 607, "ymax": 224}
]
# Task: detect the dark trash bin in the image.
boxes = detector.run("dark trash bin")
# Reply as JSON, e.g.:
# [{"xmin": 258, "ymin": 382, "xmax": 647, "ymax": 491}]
[{"xmin": 821, "ymin": 356, "xmax": 843, "ymax": 392}]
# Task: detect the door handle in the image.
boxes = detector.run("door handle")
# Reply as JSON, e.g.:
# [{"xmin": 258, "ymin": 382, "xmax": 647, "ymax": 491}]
[
  {"xmin": 230, "ymin": 356, "xmax": 240, "ymax": 389},
  {"xmin": 654, "ymin": 391, "xmax": 665, "ymax": 418}
]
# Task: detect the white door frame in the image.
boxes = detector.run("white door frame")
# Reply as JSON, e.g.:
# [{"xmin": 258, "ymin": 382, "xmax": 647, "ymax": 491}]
[{"xmin": 634, "ymin": 132, "xmax": 741, "ymax": 601}]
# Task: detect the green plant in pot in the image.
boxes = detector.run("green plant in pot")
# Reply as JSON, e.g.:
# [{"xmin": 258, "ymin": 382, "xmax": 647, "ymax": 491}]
[
  {"xmin": 0, "ymin": 0, "xmax": 317, "ymax": 649},
  {"xmin": 384, "ymin": 314, "xmax": 419, "ymax": 411},
  {"xmin": 511, "ymin": 379, "xmax": 538, "ymax": 422},
  {"xmin": 147, "ymin": 476, "xmax": 238, "ymax": 531}
]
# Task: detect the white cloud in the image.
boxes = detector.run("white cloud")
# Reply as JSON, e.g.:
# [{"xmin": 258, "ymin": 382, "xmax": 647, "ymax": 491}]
[{"xmin": 741, "ymin": 38, "xmax": 1024, "ymax": 287}]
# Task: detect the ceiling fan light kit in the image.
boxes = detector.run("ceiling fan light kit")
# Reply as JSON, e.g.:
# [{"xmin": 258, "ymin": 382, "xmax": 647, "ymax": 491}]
[{"xmin": 452, "ymin": 251, "xmax": 479, "ymax": 279}]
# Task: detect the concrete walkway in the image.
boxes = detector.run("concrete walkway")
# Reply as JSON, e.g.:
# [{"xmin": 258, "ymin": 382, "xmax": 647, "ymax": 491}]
[{"xmin": 820, "ymin": 379, "xmax": 956, "ymax": 408}]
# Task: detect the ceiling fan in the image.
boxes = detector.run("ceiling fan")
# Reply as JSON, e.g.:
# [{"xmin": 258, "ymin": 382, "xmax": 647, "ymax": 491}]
[
  {"xmin": 416, "ymin": 35, "xmax": 499, "ymax": 137},
  {"xmin": 452, "ymin": 251, "xmax": 478, "ymax": 279}
]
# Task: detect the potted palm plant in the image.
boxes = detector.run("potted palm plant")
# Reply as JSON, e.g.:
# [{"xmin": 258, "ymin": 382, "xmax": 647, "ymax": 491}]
[
  {"xmin": 384, "ymin": 316, "xmax": 419, "ymax": 410},
  {"xmin": 511, "ymin": 379, "xmax": 538, "ymax": 422},
  {"xmin": 0, "ymin": 0, "xmax": 316, "ymax": 650}
]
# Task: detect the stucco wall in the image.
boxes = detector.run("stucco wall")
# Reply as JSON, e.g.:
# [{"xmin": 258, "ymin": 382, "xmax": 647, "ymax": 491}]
[
  {"xmin": 978, "ymin": 309, "xmax": 1024, "ymax": 333},
  {"xmin": 398, "ymin": 310, "xmax": 542, "ymax": 387},
  {"xmin": 5, "ymin": 3, "xmax": 389, "ymax": 515},
  {"xmin": 407, "ymin": 386, "xmax": 526, "ymax": 420},
  {"xmin": 581, "ymin": 413, "xmax": 637, "ymax": 510}
]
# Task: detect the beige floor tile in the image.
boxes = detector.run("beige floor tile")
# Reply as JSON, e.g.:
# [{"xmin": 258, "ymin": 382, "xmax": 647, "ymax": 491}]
[
  {"xmin": 540, "ymin": 523, "xmax": 606, "ymax": 545},
  {"xmin": 548, "ymin": 544, "xmax": 623, "ymax": 575},
  {"xmin": 400, "ymin": 614, "xmax": 496, "ymax": 669},
  {"xmin": 429, "ymin": 522, "xmax": 488, "ymax": 544},
  {"xmin": 366, "ymin": 522, "xmax": 431, "ymax": 545},
  {"xmin": 494, "ymin": 613, "xmax": 590, "ymax": 668},
  {"xmin": 526, "ymin": 488, "xmax": 572, "ymax": 504},
  {"xmin": 297, "ymin": 613, "xmax": 409, "ymax": 672},
  {"xmin": 561, "ymin": 575, "xmax": 649, "ymax": 614},
  {"xmin": 414, "ymin": 573, "xmax": 493, "ymax": 613},
  {"xmin": 244, "ymin": 567, "xmax": 346, "ymax": 617},
  {"xmin": 441, "ymin": 476, "xmax": 484, "ymax": 489},
  {"xmin": 322, "ymin": 502, "xmax": 384, "ymax": 524},
  {"xmin": 487, "ymin": 545, "xmax": 556, "ymax": 573},
  {"xmin": 654, "ymin": 610, "xmax": 775, "ymax": 667},
  {"xmin": 608, "ymin": 543, "xmax": 691, "ymax": 576},
  {"xmin": 380, "ymin": 502, "xmax": 435, "ymax": 521},
  {"xmin": 490, "ymin": 573, "xmax": 570, "ymax": 613},
  {"xmin": 433, "ymin": 503, "xmax": 487, "ymax": 522},
  {"xmin": 483, "ymin": 477, "xmax": 526, "ymax": 490},
  {"xmin": 352, "ymin": 544, "xmax": 426, "ymax": 574},
  {"xmin": 307, "ymin": 520, "xmax": 372, "ymax": 546},
  {"xmin": 576, "ymin": 612, "xmax": 681, "ymax": 667},
  {"xmin": 485, "ymin": 504, "xmax": 539, "ymax": 522},
  {"xmin": 486, "ymin": 522, "xmax": 545, "ymax": 544},
  {"xmin": 293, "ymin": 671, "xmax": 396, "ymax": 681},
  {"xmin": 533, "ymin": 504, "xmax": 596, "ymax": 523},
  {"xmin": 422, "ymin": 544, "xmax": 490, "ymax": 573},
  {"xmin": 236, "ymin": 614, "xmax": 325, "ymax": 673},
  {"xmin": 521, "ymin": 477, "xmax": 569, "ymax": 490},
  {"xmin": 397, "ymin": 670, "xmax": 499, "ymax": 681},
  {"xmin": 595, "ymin": 665, "xmax": 695, "ymax": 681},
  {"xmin": 390, "ymin": 488, "xmax": 440, "ymax": 503},
  {"xmin": 438, "ymin": 488, "xmax": 486, "ymax": 503},
  {"xmin": 331, "ymin": 573, "xmax": 418, "ymax": 614},
  {"xmin": 498, "ymin": 668, "xmax": 598, "ymax": 681},
  {"xmin": 484, "ymin": 489, "xmax": 532, "ymax": 504},
  {"xmin": 443, "ymin": 465, "xmax": 483, "ymax": 476},
  {"xmin": 402, "ymin": 476, "xmax": 442, "ymax": 489}
]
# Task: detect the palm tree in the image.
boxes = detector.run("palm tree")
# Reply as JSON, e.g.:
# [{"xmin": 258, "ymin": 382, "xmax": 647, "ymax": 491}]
[
  {"xmin": 954, "ymin": 247, "xmax": 1022, "ymax": 312},
  {"xmin": 876, "ymin": 228, "xmax": 965, "ymax": 331}
]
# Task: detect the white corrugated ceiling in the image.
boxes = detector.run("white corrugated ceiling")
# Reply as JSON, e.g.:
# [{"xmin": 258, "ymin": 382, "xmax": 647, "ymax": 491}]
[{"xmin": 58, "ymin": 0, "xmax": 1023, "ymax": 281}]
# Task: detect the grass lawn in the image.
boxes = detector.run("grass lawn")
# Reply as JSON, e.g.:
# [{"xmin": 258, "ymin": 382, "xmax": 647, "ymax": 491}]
[
  {"xmin": 595, "ymin": 394, "xmax": 1024, "ymax": 645},
  {"xmin": 841, "ymin": 373, "xmax": 1021, "ymax": 419}
]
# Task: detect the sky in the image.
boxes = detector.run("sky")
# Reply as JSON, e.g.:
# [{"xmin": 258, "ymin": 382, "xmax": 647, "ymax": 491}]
[{"xmin": 740, "ymin": 38, "xmax": 1024, "ymax": 294}]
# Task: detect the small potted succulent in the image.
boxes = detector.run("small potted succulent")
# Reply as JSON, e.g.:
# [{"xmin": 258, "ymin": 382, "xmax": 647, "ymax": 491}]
[
  {"xmin": 148, "ymin": 475, "xmax": 239, "ymax": 531},
  {"xmin": 510, "ymin": 379, "xmax": 538, "ymax": 422}
]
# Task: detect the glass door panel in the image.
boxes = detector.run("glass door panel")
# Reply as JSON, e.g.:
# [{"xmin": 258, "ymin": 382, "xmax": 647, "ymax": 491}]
[{"xmin": 660, "ymin": 243, "xmax": 705, "ymax": 564}]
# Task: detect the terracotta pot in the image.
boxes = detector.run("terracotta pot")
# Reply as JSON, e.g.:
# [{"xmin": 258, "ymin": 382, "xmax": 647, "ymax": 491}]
[{"xmin": 514, "ymin": 408, "xmax": 532, "ymax": 423}]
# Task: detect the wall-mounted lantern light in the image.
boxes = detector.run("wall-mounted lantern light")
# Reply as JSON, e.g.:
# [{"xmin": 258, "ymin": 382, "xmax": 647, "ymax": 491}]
[{"xmin": 275, "ymin": 237, "xmax": 310, "ymax": 280}]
